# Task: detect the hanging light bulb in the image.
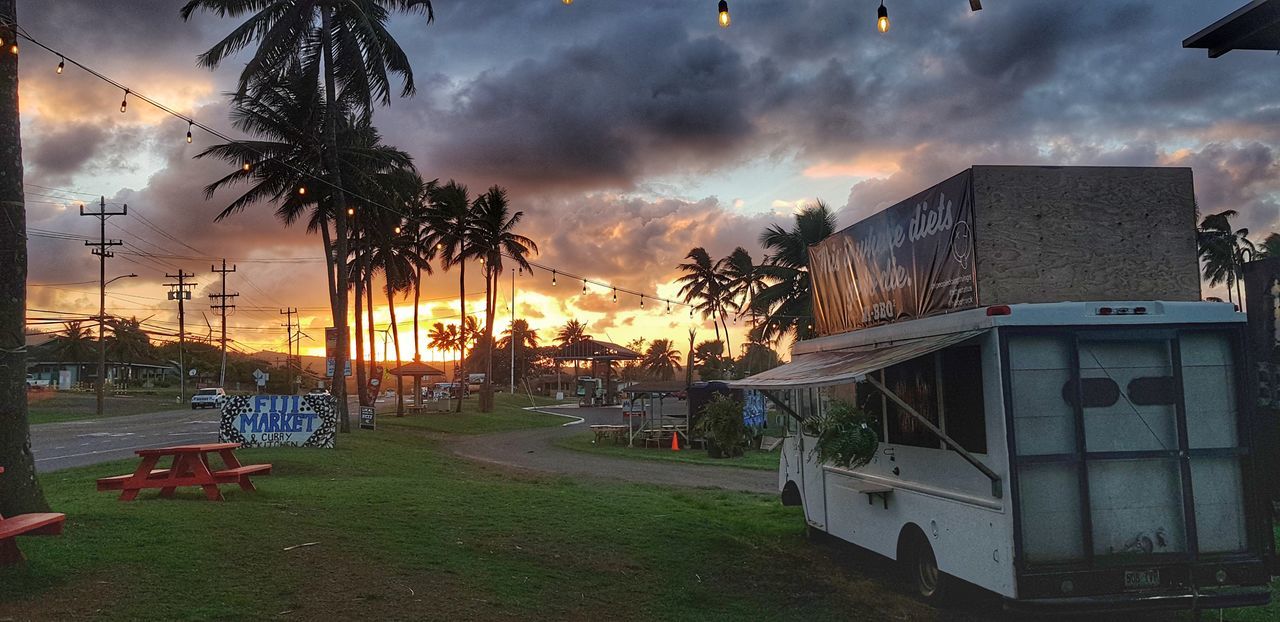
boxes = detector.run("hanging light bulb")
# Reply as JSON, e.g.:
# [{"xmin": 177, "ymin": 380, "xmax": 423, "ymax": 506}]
[
  {"xmin": 120, "ymin": 89, "xmax": 129, "ymax": 113},
  {"xmin": 612, "ymin": 288, "xmax": 617, "ymax": 303},
  {"xmin": 186, "ymin": 121, "xmax": 193, "ymax": 143},
  {"xmin": 298, "ymin": 186, "xmax": 307, "ymax": 196},
  {"xmin": 8, "ymin": 43, "xmax": 17, "ymax": 55},
  {"xmin": 242, "ymin": 162, "xmax": 252, "ymax": 172},
  {"xmin": 56, "ymin": 57, "xmax": 64, "ymax": 74},
  {"xmin": 394, "ymin": 225, "xmax": 402, "ymax": 234},
  {"xmin": 552, "ymin": 270, "xmax": 557, "ymax": 286},
  {"xmin": 718, "ymin": 0, "xmax": 730, "ymax": 28},
  {"xmin": 582, "ymin": 279, "xmax": 587, "ymax": 294},
  {"xmin": 639, "ymin": 295, "xmax": 644, "ymax": 308},
  {"xmin": 877, "ymin": 1, "xmax": 889, "ymax": 33},
  {"xmin": 347, "ymin": 207, "xmax": 355, "ymax": 216},
  {"xmin": 690, "ymin": 308, "xmax": 694, "ymax": 318},
  {"xmin": 666, "ymin": 300, "xmax": 672, "ymax": 314},
  {"xmin": 562, "ymin": 0, "xmax": 572, "ymax": 4}
]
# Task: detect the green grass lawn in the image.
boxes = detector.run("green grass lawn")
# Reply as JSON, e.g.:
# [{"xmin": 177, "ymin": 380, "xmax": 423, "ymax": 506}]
[
  {"xmin": 377, "ymin": 392, "xmax": 569, "ymax": 435},
  {"xmin": 27, "ymin": 390, "xmax": 186, "ymax": 425},
  {"xmin": 0, "ymin": 422, "xmax": 938, "ymax": 621},
  {"xmin": 555, "ymin": 432, "xmax": 781, "ymax": 471}
]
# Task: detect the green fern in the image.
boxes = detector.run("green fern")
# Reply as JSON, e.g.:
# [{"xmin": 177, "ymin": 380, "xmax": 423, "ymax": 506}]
[{"xmin": 811, "ymin": 399, "xmax": 879, "ymax": 469}]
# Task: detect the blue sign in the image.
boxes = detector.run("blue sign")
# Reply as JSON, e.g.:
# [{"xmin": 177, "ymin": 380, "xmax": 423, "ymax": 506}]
[{"xmin": 743, "ymin": 390, "xmax": 767, "ymax": 431}]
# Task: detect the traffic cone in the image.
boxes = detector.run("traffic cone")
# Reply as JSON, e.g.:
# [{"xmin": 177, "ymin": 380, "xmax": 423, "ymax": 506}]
[{"xmin": 671, "ymin": 431, "xmax": 680, "ymax": 452}]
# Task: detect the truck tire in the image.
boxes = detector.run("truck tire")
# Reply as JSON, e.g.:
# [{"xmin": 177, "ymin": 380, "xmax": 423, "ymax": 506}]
[{"xmin": 904, "ymin": 532, "xmax": 953, "ymax": 603}]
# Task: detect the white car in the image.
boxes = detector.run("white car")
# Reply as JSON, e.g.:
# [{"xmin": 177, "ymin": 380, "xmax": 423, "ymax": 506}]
[{"xmin": 190, "ymin": 387, "xmax": 226, "ymax": 409}]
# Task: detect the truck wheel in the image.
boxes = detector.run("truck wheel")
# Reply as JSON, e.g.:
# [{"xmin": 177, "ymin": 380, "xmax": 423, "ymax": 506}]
[{"xmin": 907, "ymin": 535, "xmax": 952, "ymax": 603}]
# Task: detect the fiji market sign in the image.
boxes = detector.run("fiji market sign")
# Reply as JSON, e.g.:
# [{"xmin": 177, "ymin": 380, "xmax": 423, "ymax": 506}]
[
  {"xmin": 808, "ymin": 169, "xmax": 978, "ymax": 336},
  {"xmin": 220, "ymin": 394, "xmax": 337, "ymax": 448}
]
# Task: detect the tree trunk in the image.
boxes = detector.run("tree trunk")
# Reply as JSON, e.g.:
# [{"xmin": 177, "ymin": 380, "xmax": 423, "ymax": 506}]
[
  {"xmin": 0, "ymin": 0, "xmax": 49, "ymax": 515},
  {"xmin": 456, "ymin": 260, "xmax": 466, "ymax": 412},
  {"xmin": 367, "ymin": 269, "xmax": 376, "ymax": 388},
  {"xmin": 353, "ymin": 246, "xmax": 367, "ymax": 406},
  {"xmin": 721, "ymin": 315, "xmax": 732, "ymax": 358},
  {"xmin": 481, "ymin": 266, "xmax": 496, "ymax": 412},
  {"xmin": 320, "ymin": 8, "xmax": 351, "ymax": 433},
  {"xmin": 413, "ymin": 266, "xmax": 421, "ymax": 406},
  {"xmin": 387, "ymin": 285, "xmax": 404, "ymax": 416}
]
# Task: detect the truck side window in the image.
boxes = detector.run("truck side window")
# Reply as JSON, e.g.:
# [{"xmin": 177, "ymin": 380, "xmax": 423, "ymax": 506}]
[
  {"xmin": 884, "ymin": 354, "xmax": 940, "ymax": 448},
  {"xmin": 941, "ymin": 346, "xmax": 987, "ymax": 454}
]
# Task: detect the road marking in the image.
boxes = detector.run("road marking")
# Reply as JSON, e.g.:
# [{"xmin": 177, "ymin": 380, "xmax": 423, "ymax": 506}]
[
  {"xmin": 77, "ymin": 432, "xmax": 136, "ymax": 438},
  {"xmin": 35, "ymin": 432, "xmax": 213, "ymax": 462}
]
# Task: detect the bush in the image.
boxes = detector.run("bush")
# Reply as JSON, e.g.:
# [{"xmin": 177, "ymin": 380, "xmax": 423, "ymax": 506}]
[
  {"xmin": 809, "ymin": 399, "xmax": 879, "ymax": 469},
  {"xmin": 694, "ymin": 394, "xmax": 746, "ymax": 458}
]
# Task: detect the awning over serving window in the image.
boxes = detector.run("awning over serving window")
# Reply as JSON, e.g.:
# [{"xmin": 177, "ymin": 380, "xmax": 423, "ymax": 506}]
[{"xmin": 728, "ymin": 330, "xmax": 987, "ymax": 390}]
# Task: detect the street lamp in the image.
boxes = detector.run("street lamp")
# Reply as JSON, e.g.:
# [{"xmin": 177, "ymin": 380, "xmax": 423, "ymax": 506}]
[{"xmin": 96, "ymin": 273, "xmax": 138, "ymax": 417}]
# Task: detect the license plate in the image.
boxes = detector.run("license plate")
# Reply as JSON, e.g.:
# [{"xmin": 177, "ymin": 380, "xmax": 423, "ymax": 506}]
[{"xmin": 1124, "ymin": 569, "xmax": 1160, "ymax": 589}]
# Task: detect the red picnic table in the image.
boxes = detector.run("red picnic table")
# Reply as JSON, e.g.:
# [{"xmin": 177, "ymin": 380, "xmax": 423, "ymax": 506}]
[
  {"xmin": 96, "ymin": 443, "xmax": 271, "ymax": 501},
  {"xmin": 0, "ymin": 466, "xmax": 66, "ymax": 565}
]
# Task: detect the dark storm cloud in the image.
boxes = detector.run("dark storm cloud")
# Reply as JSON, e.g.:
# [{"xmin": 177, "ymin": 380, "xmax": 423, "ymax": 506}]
[{"xmin": 27, "ymin": 121, "xmax": 107, "ymax": 177}]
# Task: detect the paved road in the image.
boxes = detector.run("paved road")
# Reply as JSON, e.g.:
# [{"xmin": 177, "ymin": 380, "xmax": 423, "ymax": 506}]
[
  {"xmin": 451, "ymin": 405, "xmax": 777, "ymax": 495},
  {"xmin": 31, "ymin": 408, "xmax": 221, "ymax": 472}
]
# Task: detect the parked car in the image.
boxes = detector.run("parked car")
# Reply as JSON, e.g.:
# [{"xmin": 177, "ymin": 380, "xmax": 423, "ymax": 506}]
[
  {"xmin": 25, "ymin": 374, "xmax": 51, "ymax": 391},
  {"xmin": 307, "ymin": 387, "xmax": 331, "ymax": 396},
  {"xmin": 190, "ymin": 387, "xmax": 227, "ymax": 409}
]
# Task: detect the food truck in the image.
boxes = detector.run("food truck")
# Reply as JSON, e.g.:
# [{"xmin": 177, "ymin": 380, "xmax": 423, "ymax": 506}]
[{"xmin": 731, "ymin": 166, "xmax": 1274, "ymax": 612}]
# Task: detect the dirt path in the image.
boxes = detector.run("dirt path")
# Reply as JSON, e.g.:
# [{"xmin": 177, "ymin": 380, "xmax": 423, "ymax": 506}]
[{"xmin": 449, "ymin": 406, "xmax": 776, "ymax": 495}]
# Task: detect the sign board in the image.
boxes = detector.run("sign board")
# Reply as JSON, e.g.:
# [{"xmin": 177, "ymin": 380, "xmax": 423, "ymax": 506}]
[
  {"xmin": 252, "ymin": 368, "xmax": 269, "ymax": 387},
  {"xmin": 808, "ymin": 169, "xmax": 978, "ymax": 336},
  {"xmin": 324, "ymin": 327, "xmax": 352, "ymax": 377},
  {"xmin": 359, "ymin": 405, "xmax": 376, "ymax": 430},
  {"xmin": 219, "ymin": 394, "xmax": 337, "ymax": 448}
]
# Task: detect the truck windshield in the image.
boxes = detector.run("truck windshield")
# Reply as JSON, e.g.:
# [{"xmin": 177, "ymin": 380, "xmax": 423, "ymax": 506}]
[{"xmin": 1009, "ymin": 329, "xmax": 1246, "ymax": 565}]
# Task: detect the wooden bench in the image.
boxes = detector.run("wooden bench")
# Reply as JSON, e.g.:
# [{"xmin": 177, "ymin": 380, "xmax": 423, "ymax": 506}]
[{"xmin": 0, "ymin": 466, "xmax": 66, "ymax": 566}]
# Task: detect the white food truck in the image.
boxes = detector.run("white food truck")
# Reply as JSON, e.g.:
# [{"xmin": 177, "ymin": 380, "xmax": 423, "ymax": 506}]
[
  {"xmin": 731, "ymin": 166, "xmax": 1274, "ymax": 613},
  {"xmin": 734, "ymin": 301, "xmax": 1272, "ymax": 612}
]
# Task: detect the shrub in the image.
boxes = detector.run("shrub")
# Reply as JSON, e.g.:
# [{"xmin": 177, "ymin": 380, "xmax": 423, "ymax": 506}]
[{"xmin": 809, "ymin": 399, "xmax": 879, "ymax": 469}]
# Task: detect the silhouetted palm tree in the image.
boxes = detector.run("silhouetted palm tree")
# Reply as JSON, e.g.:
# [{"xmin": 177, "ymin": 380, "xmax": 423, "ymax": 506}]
[
  {"xmin": 643, "ymin": 339, "xmax": 683, "ymax": 381},
  {"xmin": 183, "ymin": 0, "xmax": 434, "ymax": 431},
  {"xmin": 472, "ymin": 185, "xmax": 537, "ymax": 411},
  {"xmin": 1198, "ymin": 210, "xmax": 1255, "ymax": 304},
  {"xmin": 48, "ymin": 321, "xmax": 95, "ymax": 366},
  {"xmin": 677, "ymin": 247, "xmax": 731, "ymax": 349},
  {"xmin": 425, "ymin": 181, "xmax": 479, "ymax": 411},
  {"xmin": 555, "ymin": 319, "xmax": 591, "ymax": 383},
  {"xmin": 751, "ymin": 201, "xmax": 836, "ymax": 343},
  {"xmin": 105, "ymin": 317, "xmax": 152, "ymax": 386},
  {"xmin": 1257, "ymin": 233, "xmax": 1280, "ymax": 259}
]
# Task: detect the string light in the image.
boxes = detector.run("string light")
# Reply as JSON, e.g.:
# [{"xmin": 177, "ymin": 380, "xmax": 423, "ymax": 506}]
[
  {"xmin": 666, "ymin": 300, "xmax": 672, "ymax": 314},
  {"xmin": 298, "ymin": 186, "xmax": 307, "ymax": 196},
  {"xmin": 639, "ymin": 295, "xmax": 644, "ymax": 308},
  {"xmin": 582, "ymin": 279, "xmax": 587, "ymax": 294},
  {"xmin": 393, "ymin": 225, "xmax": 401, "ymax": 234},
  {"xmin": 562, "ymin": 0, "xmax": 572, "ymax": 4},
  {"xmin": 346, "ymin": 207, "xmax": 355, "ymax": 216},
  {"xmin": 56, "ymin": 56, "xmax": 63, "ymax": 74},
  {"xmin": 612, "ymin": 288, "xmax": 617, "ymax": 303},
  {"xmin": 718, "ymin": 0, "xmax": 730, "ymax": 28},
  {"xmin": 120, "ymin": 89, "xmax": 128, "ymax": 113},
  {"xmin": 877, "ymin": 1, "xmax": 890, "ymax": 33},
  {"xmin": 552, "ymin": 270, "xmax": 557, "ymax": 286},
  {"xmin": 186, "ymin": 121, "xmax": 193, "ymax": 143},
  {"xmin": 8, "ymin": 43, "xmax": 17, "ymax": 55}
]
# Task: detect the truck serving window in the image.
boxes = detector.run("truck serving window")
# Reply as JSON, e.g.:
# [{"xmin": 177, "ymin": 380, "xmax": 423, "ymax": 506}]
[
  {"xmin": 884, "ymin": 354, "xmax": 939, "ymax": 448},
  {"xmin": 941, "ymin": 346, "xmax": 986, "ymax": 454}
]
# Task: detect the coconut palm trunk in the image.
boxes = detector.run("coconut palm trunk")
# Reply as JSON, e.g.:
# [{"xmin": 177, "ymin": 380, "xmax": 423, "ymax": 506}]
[
  {"xmin": 456, "ymin": 262, "xmax": 466, "ymax": 412},
  {"xmin": 481, "ymin": 266, "xmax": 497, "ymax": 412},
  {"xmin": 0, "ymin": 0, "xmax": 49, "ymax": 514},
  {"xmin": 412, "ymin": 266, "xmax": 422, "ymax": 406},
  {"xmin": 387, "ymin": 286, "xmax": 404, "ymax": 416},
  {"xmin": 353, "ymin": 244, "xmax": 367, "ymax": 406},
  {"xmin": 320, "ymin": 7, "xmax": 352, "ymax": 432}
]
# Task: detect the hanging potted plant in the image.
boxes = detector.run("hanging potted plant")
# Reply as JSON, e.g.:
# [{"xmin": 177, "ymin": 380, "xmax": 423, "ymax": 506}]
[
  {"xmin": 694, "ymin": 393, "xmax": 746, "ymax": 458},
  {"xmin": 809, "ymin": 399, "xmax": 879, "ymax": 469}
]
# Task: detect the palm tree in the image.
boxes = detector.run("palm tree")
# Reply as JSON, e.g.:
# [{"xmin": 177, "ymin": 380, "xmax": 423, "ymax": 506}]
[
  {"xmin": 426, "ymin": 181, "xmax": 479, "ymax": 412},
  {"xmin": 1257, "ymin": 233, "xmax": 1280, "ymax": 259},
  {"xmin": 643, "ymin": 339, "xmax": 683, "ymax": 381},
  {"xmin": 405, "ymin": 177, "xmax": 440, "ymax": 362},
  {"xmin": 677, "ymin": 248, "xmax": 731, "ymax": 351},
  {"xmin": 722, "ymin": 247, "xmax": 764, "ymax": 320},
  {"xmin": 182, "ymin": 0, "xmax": 434, "ymax": 431},
  {"xmin": 1198, "ymin": 210, "xmax": 1255, "ymax": 304},
  {"xmin": 499, "ymin": 319, "xmax": 540, "ymax": 385},
  {"xmin": 48, "ymin": 321, "xmax": 95, "ymax": 369},
  {"xmin": 554, "ymin": 319, "xmax": 591, "ymax": 388},
  {"xmin": 471, "ymin": 185, "xmax": 538, "ymax": 411},
  {"xmin": 104, "ymin": 317, "xmax": 153, "ymax": 387},
  {"xmin": 427, "ymin": 321, "xmax": 459, "ymax": 409},
  {"xmin": 751, "ymin": 201, "xmax": 837, "ymax": 343}
]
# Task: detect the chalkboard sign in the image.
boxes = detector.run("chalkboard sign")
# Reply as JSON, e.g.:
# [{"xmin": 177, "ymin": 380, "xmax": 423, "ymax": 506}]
[{"xmin": 359, "ymin": 406, "xmax": 376, "ymax": 430}]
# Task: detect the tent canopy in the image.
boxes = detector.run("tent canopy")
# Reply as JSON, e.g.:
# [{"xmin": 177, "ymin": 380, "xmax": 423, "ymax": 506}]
[
  {"xmin": 550, "ymin": 338, "xmax": 642, "ymax": 361},
  {"xmin": 728, "ymin": 330, "xmax": 987, "ymax": 390},
  {"xmin": 388, "ymin": 360, "xmax": 446, "ymax": 377}
]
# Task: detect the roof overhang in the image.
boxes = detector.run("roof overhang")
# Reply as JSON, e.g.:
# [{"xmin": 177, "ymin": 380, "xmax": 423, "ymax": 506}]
[
  {"xmin": 728, "ymin": 330, "xmax": 987, "ymax": 390},
  {"xmin": 1184, "ymin": 0, "xmax": 1280, "ymax": 57}
]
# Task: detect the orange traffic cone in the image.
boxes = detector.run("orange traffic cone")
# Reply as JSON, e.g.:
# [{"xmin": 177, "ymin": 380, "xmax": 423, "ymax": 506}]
[{"xmin": 671, "ymin": 431, "xmax": 680, "ymax": 452}]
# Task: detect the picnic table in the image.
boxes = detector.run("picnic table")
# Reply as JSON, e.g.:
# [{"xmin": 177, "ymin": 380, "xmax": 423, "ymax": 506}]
[
  {"xmin": 0, "ymin": 466, "xmax": 66, "ymax": 566},
  {"xmin": 96, "ymin": 443, "xmax": 271, "ymax": 502}
]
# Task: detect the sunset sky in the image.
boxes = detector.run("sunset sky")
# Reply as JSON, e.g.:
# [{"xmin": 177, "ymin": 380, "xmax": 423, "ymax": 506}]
[{"xmin": 18, "ymin": 1, "xmax": 1280, "ymax": 361}]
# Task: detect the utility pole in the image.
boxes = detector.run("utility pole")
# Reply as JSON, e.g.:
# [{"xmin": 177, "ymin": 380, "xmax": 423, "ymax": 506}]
[
  {"xmin": 165, "ymin": 271, "xmax": 195, "ymax": 405},
  {"xmin": 281, "ymin": 307, "xmax": 297, "ymax": 392},
  {"xmin": 81, "ymin": 197, "xmax": 125, "ymax": 418},
  {"xmin": 210, "ymin": 259, "xmax": 238, "ymax": 387}
]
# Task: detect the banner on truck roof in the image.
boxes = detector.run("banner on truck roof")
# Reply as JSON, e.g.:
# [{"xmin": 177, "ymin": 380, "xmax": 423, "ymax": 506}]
[
  {"xmin": 809, "ymin": 169, "xmax": 978, "ymax": 336},
  {"xmin": 219, "ymin": 394, "xmax": 337, "ymax": 448}
]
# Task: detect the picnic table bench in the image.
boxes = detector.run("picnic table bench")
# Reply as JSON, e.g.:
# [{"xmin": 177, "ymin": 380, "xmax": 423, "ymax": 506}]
[
  {"xmin": 0, "ymin": 466, "xmax": 66, "ymax": 566},
  {"xmin": 96, "ymin": 443, "xmax": 271, "ymax": 502}
]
